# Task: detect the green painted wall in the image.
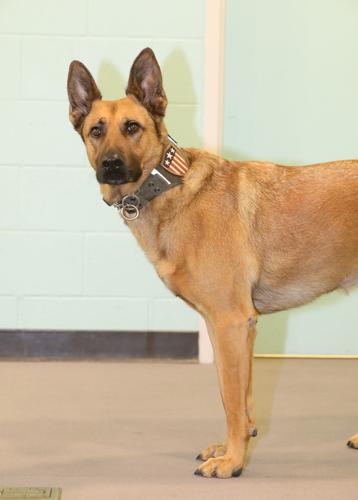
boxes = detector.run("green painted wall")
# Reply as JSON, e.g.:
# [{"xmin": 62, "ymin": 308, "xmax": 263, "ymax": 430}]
[
  {"xmin": 0, "ymin": 0, "xmax": 205, "ymax": 332},
  {"xmin": 224, "ymin": 0, "xmax": 358, "ymax": 354}
]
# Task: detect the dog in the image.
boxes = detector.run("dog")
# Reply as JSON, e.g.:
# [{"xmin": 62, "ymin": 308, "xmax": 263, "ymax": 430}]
[{"xmin": 67, "ymin": 47, "xmax": 358, "ymax": 478}]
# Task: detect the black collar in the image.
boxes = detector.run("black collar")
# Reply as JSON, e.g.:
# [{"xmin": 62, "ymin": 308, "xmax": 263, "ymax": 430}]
[{"xmin": 105, "ymin": 136, "xmax": 189, "ymax": 221}]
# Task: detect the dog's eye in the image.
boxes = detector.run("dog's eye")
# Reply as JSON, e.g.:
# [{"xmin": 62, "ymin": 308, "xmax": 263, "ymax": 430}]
[
  {"xmin": 126, "ymin": 121, "xmax": 140, "ymax": 135},
  {"xmin": 90, "ymin": 127, "xmax": 102, "ymax": 138}
]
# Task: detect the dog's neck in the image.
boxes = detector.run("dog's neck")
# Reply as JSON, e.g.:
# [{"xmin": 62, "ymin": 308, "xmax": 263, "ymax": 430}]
[{"xmin": 106, "ymin": 136, "xmax": 190, "ymax": 221}]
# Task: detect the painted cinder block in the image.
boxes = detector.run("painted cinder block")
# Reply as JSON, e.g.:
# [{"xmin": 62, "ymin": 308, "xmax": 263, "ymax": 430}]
[
  {"xmin": 84, "ymin": 233, "xmax": 172, "ymax": 299},
  {"xmin": 21, "ymin": 37, "xmax": 203, "ymax": 104},
  {"xmin": 0, "ymin": 232, "xmax": 83, "ymax": 296},
  {"xmin": 75, "ymin": 38, "xmax": 203, "ymax": 104},
  {"xmin": 0, "ymin": 37, "xmax": 21, "ymax": 99},
  {"xmin": 0, "ymin": 166, "xmax": 19, "ymax": 230},
  {"xmin": 0, "ymin": 0, "xmax": 86, "ymax": 35},
  {"xmin": 0, "ymin": 297, "xmax": 17, "ymax": 329},
  {"xmin": 256, "ymin": 290, "xmax": 358, "ymax": 355},
  {"xmin": 21, "ymin": 37, "xmax": 78, "ymax": 100},
  {"xmin": 0, "ymin": 102, "xmax": 23, "ymax": 166},
  {"xmin": 0, "ymin": 101, "xmax": 86, "ymax": 166},
  {"xmin": 0, "ymin": 233, "xmax": 19, "ymax": 295},
  {"xmin": 87, "ymin": 0, "xmax": 205, "ymax": 38},
  {"xmin": 18, "ymin": 297, "xmax": 148, "ymax": 330},
  {"xmin": 166, "ymin": 104, "xmax": 202, "ymax": 148},
  {"xmin": 149, "ymin": 298, "xmax": 198, "ymax": 331},
  {"xmin": 0, "ymin": 0, "xmax": 205, "ymax": 332},
  {"xmin": 18, "ymin": 166, "xmax": 126, "ymax": 232}
]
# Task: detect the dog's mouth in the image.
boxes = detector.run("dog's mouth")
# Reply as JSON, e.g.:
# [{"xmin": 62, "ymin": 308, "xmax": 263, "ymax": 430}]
[
  {"xmin": 99, "ymin": 173, "xmax": 143, "ymax": 207},
  {"xmin": 102, "ymin": 196, "xmax": 117, "ymax": 206},
  {"xmin": 99, "ymin": 178, "xmax": 125, "ymax": 186},
  {"xmin": 100, "ymin": 183, "xmax": 123, "ymax": 206},
  {"xmin": 96, "ymin": 169, "xmax": 141, "ymax": 186}
]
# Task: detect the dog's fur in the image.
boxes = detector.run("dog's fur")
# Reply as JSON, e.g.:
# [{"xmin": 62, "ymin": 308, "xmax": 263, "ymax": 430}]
[{"xmin": 67, "ymin": 48, "xmax": 358, "ymax": 478}]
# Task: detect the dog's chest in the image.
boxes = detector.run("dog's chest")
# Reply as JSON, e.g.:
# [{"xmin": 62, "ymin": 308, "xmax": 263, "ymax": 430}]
[{"xmin": 129, "ymin": 217, "xmax": 198, "ymax": 304}]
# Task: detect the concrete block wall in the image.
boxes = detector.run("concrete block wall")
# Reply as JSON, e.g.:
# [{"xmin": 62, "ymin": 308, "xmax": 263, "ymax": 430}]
[{"xmin": 0, "ymin": 0, "xmax": 205, "ymax": 331}]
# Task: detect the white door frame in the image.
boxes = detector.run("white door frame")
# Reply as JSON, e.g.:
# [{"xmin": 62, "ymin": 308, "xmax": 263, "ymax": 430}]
[{"xmin": 199, "ymin": 0, "xmax": 226, "ymax": 363}]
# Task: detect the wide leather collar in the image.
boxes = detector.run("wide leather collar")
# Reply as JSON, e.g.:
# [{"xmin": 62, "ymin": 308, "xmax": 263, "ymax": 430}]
[{"xmin": 104, "ymin": 136, "xmax": 189, "ymax": 221}]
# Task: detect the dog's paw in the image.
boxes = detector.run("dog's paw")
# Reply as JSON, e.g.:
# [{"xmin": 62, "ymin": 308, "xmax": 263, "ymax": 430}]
[
  {"xmin": 196, "ymin": 442, "xmax": 226, "ymax": 461},
  {"xmin": 249, "ymin": 425, "xmax": 258, "ymax": 437},
  {"xmin": 347, "ymin": 433, "xmax": 358, "ymax": 449},
  {"xmin": 194, "ymin": 455, "xmax": 243, "ymax": 479}
]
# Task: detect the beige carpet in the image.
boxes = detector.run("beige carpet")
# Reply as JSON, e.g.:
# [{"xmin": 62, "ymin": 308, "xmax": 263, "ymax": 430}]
[{"xmin": 0, "ymin": 359, "xmax": 356, "ymax": 499}]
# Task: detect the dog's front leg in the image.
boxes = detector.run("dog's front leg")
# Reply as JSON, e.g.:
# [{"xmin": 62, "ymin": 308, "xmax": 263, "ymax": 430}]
[
  {"xmin": 197, "ymin": 318, "xmax": 257, "ymax": 463},
  {"xmin": 195, "ymin": 309, "xmax": 257, "ymax": 479}
]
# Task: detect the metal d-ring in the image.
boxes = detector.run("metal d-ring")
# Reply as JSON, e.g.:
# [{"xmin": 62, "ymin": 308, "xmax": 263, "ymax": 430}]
[
  {"xmin": 119, "ymin": 194, "xmax": 140, "ymax": 221},
  {"xmin": 120, "ymin": 204, "xmax": 139, "ymax": 221}
]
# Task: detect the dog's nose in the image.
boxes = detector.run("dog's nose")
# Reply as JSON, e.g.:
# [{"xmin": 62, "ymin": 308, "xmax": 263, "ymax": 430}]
[
  {"xmin": 101, "ymin": 155, "xmax": 125, "ymax": 184},
  {"xmin": 102, "ymin": 156, "xmax": 124, "ymax": 173}
]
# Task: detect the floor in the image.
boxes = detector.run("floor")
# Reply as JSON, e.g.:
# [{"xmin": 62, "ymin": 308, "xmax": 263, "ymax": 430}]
[{"xmin": 0, "ymin": 359, "xmax": 357, "ymax": 500}]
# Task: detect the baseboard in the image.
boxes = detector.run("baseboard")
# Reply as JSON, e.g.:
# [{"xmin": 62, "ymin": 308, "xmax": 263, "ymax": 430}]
[
  {"xmin": 0, "ymin": 330, "xmax": 355, "ymax": 360},
  {"xmin": 0, "ymin": 330, "xmax": 198, "ymax": 360}
]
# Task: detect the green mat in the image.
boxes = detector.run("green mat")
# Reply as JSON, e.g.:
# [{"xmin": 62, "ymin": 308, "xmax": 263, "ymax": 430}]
[{"xmin": 0, "ymin": 488, "xmax": 61, "ymax": 499}]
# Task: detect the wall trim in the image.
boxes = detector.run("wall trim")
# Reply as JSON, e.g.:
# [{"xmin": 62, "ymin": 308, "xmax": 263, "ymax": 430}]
[
  {"xmin": 0, "ymin": 330, "xmax": 198, "ymax": 360},
  {"xmin": 199, "ymin": 0, "xmax": 226, "ymax": 364},
  {"xmin": 254, "ymin": 354, "xmax": 358, "ymax": 359},
  {"xmin": 203, "ymin": 0, "xmax": 226, "ymax": 152}
]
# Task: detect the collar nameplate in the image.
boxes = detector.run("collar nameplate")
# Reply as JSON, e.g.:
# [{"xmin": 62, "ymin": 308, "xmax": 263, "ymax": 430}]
[{"xmin": 162, "ymin": 142, "xmax": 188, "ymax": 176}]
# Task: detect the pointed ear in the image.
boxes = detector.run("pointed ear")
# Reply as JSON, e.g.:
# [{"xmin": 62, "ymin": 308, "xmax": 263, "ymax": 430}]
[
  {"xmin": 67, "ymin": 60, "xmax": 102, "ymax": 131},
  {"xmin": 126, "ymin": 48, "xmax": 167, "ymax": 120}
]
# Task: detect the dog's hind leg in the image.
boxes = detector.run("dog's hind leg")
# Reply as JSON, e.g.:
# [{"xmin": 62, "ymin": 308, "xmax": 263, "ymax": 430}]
[
  {"xmin": 246, "ymin": 322, "xmax": 258, "ymax": 438},
  {"xmin": 347, "ymin": 433, "xmax": 358, "ymax": 449},
  {"xmin": 195, "ymin": 306, "xmax": 257, "ymax": 478}
]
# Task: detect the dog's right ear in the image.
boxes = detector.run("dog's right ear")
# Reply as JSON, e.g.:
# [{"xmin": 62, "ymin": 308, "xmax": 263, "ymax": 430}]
[{"xmin": 67, "ymin": 61, "xmax": 102, "ymax": 131}]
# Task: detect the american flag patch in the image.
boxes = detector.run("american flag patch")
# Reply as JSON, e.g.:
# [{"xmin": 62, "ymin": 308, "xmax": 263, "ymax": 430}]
[{"xmin": 161, "ymin": 146, "xmax": 188, "ymax": 176}]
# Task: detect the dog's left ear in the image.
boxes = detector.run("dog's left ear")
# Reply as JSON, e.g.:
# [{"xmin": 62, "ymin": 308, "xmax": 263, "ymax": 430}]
[{"xmin": 126, "ymin": 48, "xmax": 167, "ymax": 120}]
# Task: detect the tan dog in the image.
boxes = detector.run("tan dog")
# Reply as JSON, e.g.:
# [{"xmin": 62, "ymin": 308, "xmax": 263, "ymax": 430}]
[{"xmin": 67, "ymin": 48, "xmax": 358, "ymax": 478}]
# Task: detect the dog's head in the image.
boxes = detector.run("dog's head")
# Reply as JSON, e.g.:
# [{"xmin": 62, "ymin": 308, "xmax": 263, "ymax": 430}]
[{"xmin": 67, "ymin": 48, "xmax": 168, "ymax": 204}]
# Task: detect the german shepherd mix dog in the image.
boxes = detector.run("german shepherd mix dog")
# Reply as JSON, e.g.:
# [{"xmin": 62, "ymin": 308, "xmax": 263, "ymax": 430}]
[{"xmin": 67, "ymin": 48, "xmax": 358, "ymax": 478}]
